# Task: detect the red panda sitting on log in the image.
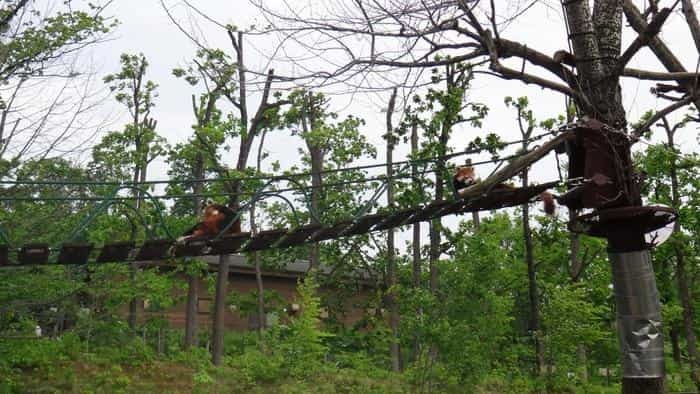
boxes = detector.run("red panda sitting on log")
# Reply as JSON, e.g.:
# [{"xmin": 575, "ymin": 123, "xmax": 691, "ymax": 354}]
[
  {"xmin": 178, "ymin": 201, "xmax": 242, "ymax": 242},
  {"xmin": 452, "ymin": 166, "xmax": 556, "ymax": 215},
  {"xmin": 452, "ymin": 166, "xmax": 478, "ymax": 193}
]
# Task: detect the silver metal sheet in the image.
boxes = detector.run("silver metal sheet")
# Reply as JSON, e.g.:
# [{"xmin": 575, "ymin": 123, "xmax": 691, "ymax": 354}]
[{"xmin": 610, "ymin": 250, "xmax": 664, "ymax": 378}]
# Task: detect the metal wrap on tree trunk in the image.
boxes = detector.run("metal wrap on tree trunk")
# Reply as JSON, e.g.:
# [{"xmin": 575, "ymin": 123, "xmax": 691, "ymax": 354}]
[{"xmin": 610, "ymin": 250, "xmax": 664, "ymax": 378}]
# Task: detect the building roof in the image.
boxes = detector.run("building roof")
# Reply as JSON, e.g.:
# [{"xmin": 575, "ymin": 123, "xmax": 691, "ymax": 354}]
[{"xmin": 201, "ymin": 254, "xmax": 376, "ymax": 283}]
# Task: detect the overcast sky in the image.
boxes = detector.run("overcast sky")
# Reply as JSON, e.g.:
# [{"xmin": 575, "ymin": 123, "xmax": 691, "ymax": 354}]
[{"xmin": 81, "ymin": 0, "xmax": 699, "ymax": 240}]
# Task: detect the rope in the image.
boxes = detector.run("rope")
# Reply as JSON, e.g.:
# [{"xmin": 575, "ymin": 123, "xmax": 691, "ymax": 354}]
[
  {"xmin": 0, "ymin": 130, "xmax": 558, "ymax": 188},
  {"xmin": 0, "ymin": 148, "xmax": 538, "ymax": 203}
]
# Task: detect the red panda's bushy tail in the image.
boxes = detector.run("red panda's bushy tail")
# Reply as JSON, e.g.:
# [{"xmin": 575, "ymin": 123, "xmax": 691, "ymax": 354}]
[{"xmin": 540, "ymin": 191, "xmax": 556, "ymax": 215}]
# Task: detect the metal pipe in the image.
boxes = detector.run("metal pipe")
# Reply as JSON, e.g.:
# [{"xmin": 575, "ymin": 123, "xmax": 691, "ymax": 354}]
[{"xmin": 610, "ymin": 250, "xmax": 664, "ymax": 378}]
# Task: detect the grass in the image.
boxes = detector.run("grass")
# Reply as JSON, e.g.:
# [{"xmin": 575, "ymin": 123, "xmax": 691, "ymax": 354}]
[{"xmin": 9, "ymin": 358, "xmax": 408, "ymax": 394}]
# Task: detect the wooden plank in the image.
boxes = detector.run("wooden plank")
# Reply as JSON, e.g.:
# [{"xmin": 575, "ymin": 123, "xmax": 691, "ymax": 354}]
[
  {"xmin": 411, "ymin": 200, "xmax": 453, "ymax": 222},
  {"xmin": 173, "ymin": 237, "xmax": 209, "ymax": 257},
  {"xmin": 18, "ymin": 244, "xmax": 50, "ymax": 265},
  {"xmin": 308, "ymin": 221, "xmax": 352, "ymax": 242},
  {"xmin": 207, "ymin": 232, "xmax": 250, "ymax": 255},
  {"xmin": 375, "ymin": 208, "xmax": 419, "ymax": 230},
  {"xmin": 135, "ymin": 239, "xmax": 173, "ymax": 261},
  {"xmin": 242, "ymin": 229, "xmax": 288, "ymax": 252},
  {"xmin": 58, "ymin": 243, "xmax": 94, "ymax": 265},
  {"xmin": 462, "ymin": 182, "xmax": 558, "ymax": 212},
  {"xmin": 273, "ymin": 224, "xmax": 323, "ymax": 248},
  {"xmin": 0, "ymin": 245, "xmax": 8, "ymax": 266},
  {"xmin": 97, "ymin": 241, "xmax": 135, "ymax": 263},
  {"xmin": 340, "ymin": 213, "xmax": 388, "ymax": 236}
]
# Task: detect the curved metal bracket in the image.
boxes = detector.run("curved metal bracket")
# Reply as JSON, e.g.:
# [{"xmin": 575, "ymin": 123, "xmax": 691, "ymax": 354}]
[{"xmin": 66, "ymin": 184, "xmax": 175, "ymax": 244}]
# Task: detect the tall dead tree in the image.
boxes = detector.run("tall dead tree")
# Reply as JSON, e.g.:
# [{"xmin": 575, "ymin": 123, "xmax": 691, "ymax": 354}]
[
  {"xmin": 507, "ymin": 97, "xmax": 544, "ymax": 374},
  {"xmin": 385, "ymin": 88, "xmax": 401, "ymax": 372},
  {"xmin": 183, "ymin": 89, "xmax": 221, "ymax": 349},
  {"xmin": 658, "ymin": 117, "xmax": 700, "ymax": 389},
  {"xmin": 103, "ymin": 53, "xmax": 163, "ymax": 331},
  {"xmin": 410, "ymin": 117, "xmax": 422, "ymax": 358},
  {"xmin": 251, "ymin": 127, "xmax": 271, "ymax": 346},
  {"xmin": 211, "ymin": 31, "xmax": 286, "ymax": 365},
  {"xmin": 302, "ymin": 91, "xmax": 324, "ymax": 270},
  {"xmin": 166, "ymin": 23, "xmax": 287, "ymax": 363},
  {"xmin": 252, "ymin": 0, "xmax": 700, "ymax": 391}
]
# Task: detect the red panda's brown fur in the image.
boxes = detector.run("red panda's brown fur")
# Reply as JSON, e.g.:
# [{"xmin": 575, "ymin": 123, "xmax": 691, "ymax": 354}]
[
  {"xmin": 540, "ymin": 191, "xmax": 556, "ymax": 215},
  {"xmin": 180, "ymin": 203, "xmax": 241, "ymax": 242}
]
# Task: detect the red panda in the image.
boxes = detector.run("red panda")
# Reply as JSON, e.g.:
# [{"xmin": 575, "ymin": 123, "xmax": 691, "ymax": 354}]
[
  {"xmin": 178, "ymin": 201, "xmax": 241, "ymax": 242},
  {"xmin": 453, "ymin": 166, "xmax": 477, "ymax": 193},
  {"xmin": 453, "ymin": 166, "xmax": 556, "ymax": 215},
  {"xmin": 539, "ymin": 191, "xmax": 556, "ymax": 215}
]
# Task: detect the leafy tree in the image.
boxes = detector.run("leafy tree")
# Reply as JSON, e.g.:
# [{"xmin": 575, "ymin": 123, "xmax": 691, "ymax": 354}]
[
  {"xmin": 636, "ymin": 118, "xmax": 700, "ymax": 388},
  {"xmin": 0, "ymin": 1, "xmax": 115, "ymax": 177}
]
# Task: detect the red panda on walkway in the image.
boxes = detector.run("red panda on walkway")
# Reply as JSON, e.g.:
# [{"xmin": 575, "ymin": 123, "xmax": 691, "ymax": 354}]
[
  {"xmin": 178, "ymin": 201, "xmax": 242, "ymax": 242},
  {"xmin": 452, "ymin": 166, "xmax": 556, "ymax": 215}
]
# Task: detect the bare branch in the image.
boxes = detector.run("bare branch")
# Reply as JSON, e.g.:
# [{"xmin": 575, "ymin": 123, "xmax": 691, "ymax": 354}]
[
  {"xmin": 631, "ymin": 95, "xmax": 696, "ymax": 141},
  {"xmin": 615, "ymin": 7, "xmax": 672, "ymax": 75},
  {"xmin": 622, "ymin": 68, "xmax": 700, "ymax": 81},
  {"xmin": 681, "ymin": 0, "xmax": 700, "ymax": 53}
]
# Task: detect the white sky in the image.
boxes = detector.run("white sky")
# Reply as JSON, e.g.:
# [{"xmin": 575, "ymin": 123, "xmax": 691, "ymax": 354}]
[{"xmin": 81, "ymin": 0, "xmax": 700, "ymax": 243}]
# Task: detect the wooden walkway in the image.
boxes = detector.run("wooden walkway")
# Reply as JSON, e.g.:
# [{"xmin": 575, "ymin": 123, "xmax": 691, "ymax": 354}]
[{"xmin": 0, "ymin": 181, "xmax": 557, "ymax": 267}]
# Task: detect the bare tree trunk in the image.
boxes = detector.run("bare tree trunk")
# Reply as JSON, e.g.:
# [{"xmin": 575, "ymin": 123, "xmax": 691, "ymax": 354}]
[
  {"xmin": 251, "ymin": 211, "xmax": 266, "ymax": 343},
  {"xmin": 471, "ymin": 211, "xmax": 480, "ymax": 229},
  {"xmin": 128, "ymin": 264, "xmax": 138, "ymax": 330},
  {"xmin": 568, "ymin": 208, "xmax": 589, "ymax": 382},
  {"xmin": 211, "ymin": 254, "xmax": 230, "ymax": 365},
  {"xmin": 207, "ymin": 32, "xmax": 280, "ymax": 363},
  {"xmin": 184, "ymin": 154, "xmax": 204, "ymax": 349},
  {"xmin": 665, "ymin": 121, "xmax": 700, "ymax": 388},
  {"xmin": 252, "ymin": 130, "xmax": 268, "ymax": 348},
  {"xmin": 254, "ymin": 251, "xmax": 265, "ymax": 333},
  {"xmin": 385, "ymin": 89, "xmax": 400, "ymax": 372},
  {"xmin": 670, "ymin": 326, "xmax": 682, "ymax": 364},
  {"xmin": 429, "ymin": 137, "xmax": 446, "ymax": 293},
  {"xmin": 128, "ymin": 158, "xmax": 141, "ymax": 330},
  {"xmin": 184, "ymin": 275, "xmax": 198, "ymax": 348},
  {"xmin": 428, "ymin": 207, "xmax": 440, "ymax": 292},
  {"xmin": 522, "ymin": 168, "xmax": 544, "ymax": 375},
  {"xmin": 411, "ymin": 118, "xmax": 422, "ymax": 359},
  {"xmin": 309, "ymin": 147, "xmax": 323, "ymax": 269},
  {"xmin": 674, "ymin": 215, "xmax": 699, "ymax": 384}
]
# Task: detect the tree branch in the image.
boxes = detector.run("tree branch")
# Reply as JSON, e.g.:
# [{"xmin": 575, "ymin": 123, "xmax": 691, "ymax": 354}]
[
  {"xmin": 615, "ymin": 7, "xmax": 672, "ymax": 76},
  {"xmin": 623, "ymin": 68, "xmax": 700, "ymax": 81},
  {"xmin": 631, "ymin": 95, "xmax": 696, "ymax": 141},
  {"xmin": 0, "ymin": 0, "xmax": 30, "ymax": 31},
  {"xmin": 457, "ymin": 131, "xmax": 575, "ymax": 198},
  {"xmin": 623, "ymin": 0, "xmax": 700, "ymax": 104},
  {"xmin": 681, "ymin": 0, "xmax": 700, "ymax": 53}
]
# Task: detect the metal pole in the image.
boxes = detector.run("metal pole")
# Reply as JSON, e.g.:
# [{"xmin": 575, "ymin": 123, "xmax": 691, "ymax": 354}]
[
  {"xmin": 608, "ymin": 232, "xmax": 665, "ymax": 393},
  {"xmin": 609, "ymin": 250, "xmax": 664, "ymax": 377}
]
